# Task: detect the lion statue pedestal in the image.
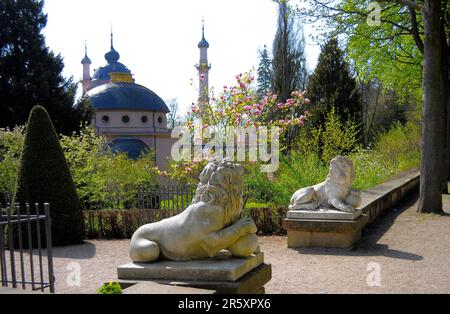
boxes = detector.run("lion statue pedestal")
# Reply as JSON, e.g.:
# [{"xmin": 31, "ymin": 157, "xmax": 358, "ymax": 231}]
[
  {"xmin": 117, "ymin": 160, "xmax": 271, "ymax": 294},
  {"xmin": 283, "ymin": 156, "xmax": 368, "ymax": 249}
]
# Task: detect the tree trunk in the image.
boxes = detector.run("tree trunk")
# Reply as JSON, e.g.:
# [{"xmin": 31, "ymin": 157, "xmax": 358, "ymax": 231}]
[
  {"xmin": 447, "ymin": 15, "xmax": 450, "ymax": 182},
  {"xmin": 418, "ymin": 0, "xmax": 444, "ymax": 214},
  {"xmin": 440, "ymin": 18, "xmax": 449, "ymax": 193}
]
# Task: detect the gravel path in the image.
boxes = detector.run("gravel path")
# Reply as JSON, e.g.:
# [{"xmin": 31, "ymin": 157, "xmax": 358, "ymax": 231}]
[{"xmin": 25, "ymin": 193, "xmax": 450, "ymax": 294}]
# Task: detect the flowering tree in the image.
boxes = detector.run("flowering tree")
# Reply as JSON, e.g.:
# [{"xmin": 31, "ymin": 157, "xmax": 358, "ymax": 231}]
[
  {"xmin": 187, "ymin": 71, "xmax": 310, "ymax": 135},
  {"xmin": 162, "ymin": 71, "xmax": 310, "ymax": 183}
]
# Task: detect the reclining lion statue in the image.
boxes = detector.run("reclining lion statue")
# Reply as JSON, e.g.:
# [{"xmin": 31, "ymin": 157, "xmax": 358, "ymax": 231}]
[
  {"xmin": 129, "ymin": 160, "xmax": 258, "ymax": 263},
  {"xmin": 289, "ymin": 156, "xmax": 362, "ymax": 213}
]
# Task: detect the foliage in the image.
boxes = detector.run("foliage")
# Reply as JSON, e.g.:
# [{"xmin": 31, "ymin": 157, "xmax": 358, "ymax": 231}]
[
  {"xmin": 13, "ymin": 106, "xmax": 85, "ymax": 246},
  {"xmin": 160, "ymin": 159, "xmax": 209, "ymax": 185},
  {"xmin": 245, "ymin": 113, "xmax": 421, "ymax": 208},
  {"xmin": 0, "ymin": 0, "xmax": 87, "ymax": 135},
  {"xmin": 0, "ymin": 126, "xmax": 25, "ymax": 203},
  {"xmin": 60, "ymin": 127, "xmax": 158, "ymax": 210},
  {"xmin": 307, "ymin": 38, "xmax": 362, "ymax": 127},
  {"xmin": 97, "ymin": 282, "xmax": 123, "ymax": 295},
  {"xmin": 296, "ymin": 106, "xmax": 360, "ymax": 164}
]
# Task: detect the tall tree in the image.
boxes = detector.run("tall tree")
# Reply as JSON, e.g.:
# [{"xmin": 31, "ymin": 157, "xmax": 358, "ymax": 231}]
[
  {"xmin": 307, "ymin": 38, "xmax": 361, "ymax": 127},
  {"xmin": 13, "ymin": 106, "xmax": 86, "ymax": 246},
  {"xmin": 271, "ymin": 0, "xmax": 309, "ymax": 153},
  {"xmin": 419, "ymin": 0, "xmax": 444, "ymax": 213},
  {"xmin": 0, "ymin": 0, "xmax": 82, "ymax": 135},
  {"xmin": 257, "ymin": 45, "xmax": 273, "ymax": 98},
  {"xmin": 271, "ymin": 0, "xmax": 309, "ymax": 104}
]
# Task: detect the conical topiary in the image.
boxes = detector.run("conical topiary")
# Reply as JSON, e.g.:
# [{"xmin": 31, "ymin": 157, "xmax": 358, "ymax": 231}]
[{"xmin": 13, "ymin": 106, "xmax": 85, "ymax": 246}]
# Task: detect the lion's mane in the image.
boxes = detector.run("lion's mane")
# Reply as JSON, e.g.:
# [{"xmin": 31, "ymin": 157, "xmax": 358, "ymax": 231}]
[{"xmin": 192, "ymin": 160, "xmax": 244, "ymax": 227}]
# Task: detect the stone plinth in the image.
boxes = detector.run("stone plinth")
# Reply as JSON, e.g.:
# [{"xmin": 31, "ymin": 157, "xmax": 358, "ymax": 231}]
[
  {"xmin": 283, "ymin": 213, "xmax": 369, "ymax": 249},
  {"xmin": 118, "ymin": 253, "xmax": 264, "ymax": 282},
  {"xmin": 117, "ymin": 253, "xmax": 271, "ymax": 294},
  {"xmin": 118, "ymin": 264, "xmax": 271, "ymax": 295}
]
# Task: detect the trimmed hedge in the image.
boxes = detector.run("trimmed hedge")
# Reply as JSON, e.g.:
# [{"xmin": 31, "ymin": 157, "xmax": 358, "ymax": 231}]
[
  {"xmin": 13, "ymin": 106, "xmax": 85, "ymax": 246},
  {"xmin": 84, "ymin": 207, "xmax": 288, "ymax": 240}
]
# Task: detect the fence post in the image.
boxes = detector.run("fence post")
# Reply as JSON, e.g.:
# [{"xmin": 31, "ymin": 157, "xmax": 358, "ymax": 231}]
[
  {"xmin": 0, "ymin": 221, "xmax": 6, "ymax": 287},
  {"xmin": 6, "ymin": 204, "xmax": 17, "ymax": 288},
  {"xmin": 44, "ymin": 204, "xmax": 55, "ymax": 294}
]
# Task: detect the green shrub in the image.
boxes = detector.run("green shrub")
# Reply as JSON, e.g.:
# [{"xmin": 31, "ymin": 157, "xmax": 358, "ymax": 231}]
[
  {"xmin": 0, "ymin": 126, "xmax": 25, "ymax": 204},
  {"xmin": 13, "ymin": 106, "xmax": 86, "ymax": 246},
  {"xmin": 374, "ymin": 121, "xmax": 421, "ymax": 172},
  {"xmin": 60, "ymin": 127, "xmax": 158, "ymax": 210},
  {"xmin": 97, "ymin": 282, "xmax": 123, "ymax": 294}
]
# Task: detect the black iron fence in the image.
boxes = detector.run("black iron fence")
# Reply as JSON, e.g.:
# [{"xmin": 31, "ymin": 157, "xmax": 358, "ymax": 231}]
[
  {"xmin": 0, "ymin": 203, "xmax": 55, "ymax": 293},
  {"xmin": 136, "ymin": 184, "xmax": 196, "ymax": 222},
  {"xmin": 85, "ymin": 184, "xmax": 197, "ymax": 239}
]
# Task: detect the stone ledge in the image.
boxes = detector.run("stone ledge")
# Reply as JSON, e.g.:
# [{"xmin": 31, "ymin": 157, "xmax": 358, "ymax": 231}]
[{"xmin": 118, "ymin": 253, "xmax": 264, "ymax": 282}]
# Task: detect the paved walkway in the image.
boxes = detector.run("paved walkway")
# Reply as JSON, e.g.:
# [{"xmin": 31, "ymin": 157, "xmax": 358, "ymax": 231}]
[{"xmin": 4, "ymin": 193, "xmax": 450, "ymax": 294}]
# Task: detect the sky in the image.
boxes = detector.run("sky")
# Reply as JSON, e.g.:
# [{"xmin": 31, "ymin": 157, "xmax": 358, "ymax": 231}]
[{"xmin": 43, "ymin": 0, "xmax": 320, "ymax": 115}]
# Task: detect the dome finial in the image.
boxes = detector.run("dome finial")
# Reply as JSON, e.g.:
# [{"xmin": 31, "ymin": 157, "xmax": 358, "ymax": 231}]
[
  {"xmin": 110, "ymin": 25, "xmax": 114, "ymax": 49},
  {"xmin": 105, "ymin": 26, "xmax": 120, "ymax": 63},
  {"xmin": 81, "ymin": 40, "xmax": 92, "ymax": 65},
  {"xmin": 198, "ymin": 18, "xmax": 210, "ymax": 49},
  {"xmin": 202, "ymin": 17, "xmax": 205, "ymax": 38}
]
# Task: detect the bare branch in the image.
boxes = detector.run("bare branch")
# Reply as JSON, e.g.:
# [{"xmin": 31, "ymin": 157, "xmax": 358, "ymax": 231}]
[
  {"xmin": 392, "ymin": 0, "xmax": 423, "ymax": 11},
  {"xmin": 410, "ymin": 7, "xmax": 425, "ymax": 53}
]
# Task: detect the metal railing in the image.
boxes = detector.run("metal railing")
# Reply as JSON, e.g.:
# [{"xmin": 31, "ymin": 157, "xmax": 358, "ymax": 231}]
[
  {"xmin": 0, "ymin": 203, "xmax": 55, "ymax": 293},
  {"xmin": 136, "ymin": 184, "xmax": 196, "ymax": 224}
]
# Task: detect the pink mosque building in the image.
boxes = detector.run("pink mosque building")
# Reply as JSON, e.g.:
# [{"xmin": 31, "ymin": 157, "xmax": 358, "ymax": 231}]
[{"xmin": 81, "ymin": 25, "xmax": 211, "ymax": 170}]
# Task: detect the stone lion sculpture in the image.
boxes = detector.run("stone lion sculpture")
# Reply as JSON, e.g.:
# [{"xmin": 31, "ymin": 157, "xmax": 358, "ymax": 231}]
[
  {"xmin": 129, "ymin": 160, "xmax": 258, "ymax": 263},
  {"xmin": 289, "ymin": 156, "xmax": 362, "ymax": 213}
]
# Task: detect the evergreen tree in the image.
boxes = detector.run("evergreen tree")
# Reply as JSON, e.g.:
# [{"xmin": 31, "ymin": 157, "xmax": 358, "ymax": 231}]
[
  {"xmin": 257, "ymin": 45, "xmax": 273, "ymax": 97},
  {"xmin": 0, "ymin": 0, "xmax": 82, "ymax": 135},
  {"xmin": 13, "ymin": 106, "xmax": 86, "ymax": 246},
  {"xmin": 271, "ymin": 0, "xmax": 309, "ymax": 153},
  {"xmin": 307, "ymin": 38, "xmax": 361, "ymax": 127},
  {"xmin": 271, "ymin": 0, "xmax": 309, "ymax": 104}
]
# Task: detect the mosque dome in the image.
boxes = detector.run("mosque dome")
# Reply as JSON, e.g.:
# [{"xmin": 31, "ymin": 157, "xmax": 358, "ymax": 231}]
[
  {"xmin": 198, "ymin": 36, "xmax": 209, "ymax": 49},
  {"xmin": 92, "ymin": 62, "xmax": 131, "ymax": 81},
  {"xmin": 86, "ymin": 82, "xmax": 170, "ymax": 112},
  {"xmin": 105, "ymin": 47, "xmax": 120, "ymax": 63},
  {"xmin": 81, "ymin": 55, "xmax": 92, "ymax": 65}
]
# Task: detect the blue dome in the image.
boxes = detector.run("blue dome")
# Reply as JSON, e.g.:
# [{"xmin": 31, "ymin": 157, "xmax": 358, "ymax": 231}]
[
  {"xmin": 198, "ymin": 36, "xmax": 210, "ymax": 48},
  {"xmin": 86, "ymin": 82, "xmax": 170, "ymax": 112},
  {"xmin": 92, "ymin": 62, "xmax": 131, "ymax": 81},
  {"xmin": 105, "ymin": 48, "xmax": 120, "ymax": 63},
  {"xmin": 81, "ymin": 55, "xmax": 92, "ymax": 65},
  {"xmin": 109, "ymin": 139, "xmax": 149, "ymax": 160}
]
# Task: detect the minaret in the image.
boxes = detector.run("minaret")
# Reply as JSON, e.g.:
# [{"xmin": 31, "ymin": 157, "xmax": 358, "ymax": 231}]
[
  {"xmin": 196, "ymin": 19, "xmax": 211, "ymax": 107},
  {"xmin": 81, "ymin": 41, "xmax": 92, "ymax": 94}
]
